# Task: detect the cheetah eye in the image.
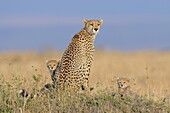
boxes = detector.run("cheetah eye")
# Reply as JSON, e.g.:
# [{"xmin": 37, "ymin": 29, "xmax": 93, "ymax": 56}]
[
  {"xmin": 98, "ymin": 24, "xmax": 100, "ymax": 26},
  {"xmin": 90, "ymin": 24, "xmax": 93, "ymax": 26},
  {"xmin": 124, "ymin": 82, "xmax": 126, "ymax": 83}
]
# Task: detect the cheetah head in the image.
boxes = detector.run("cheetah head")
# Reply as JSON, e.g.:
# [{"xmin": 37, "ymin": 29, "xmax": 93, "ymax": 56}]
[
  {"xmin": 46, "ymin": 60, "xmax": 59, "ymax": 71},
  {"xmin": 117, "ymin": 77, "xmax": 130, "ymax": 89},
  {"xmin": 83, "ymin": 19, "xmax": 103, "ymax": 36}
]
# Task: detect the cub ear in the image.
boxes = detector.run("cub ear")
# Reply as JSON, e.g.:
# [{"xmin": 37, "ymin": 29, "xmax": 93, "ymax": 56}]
[
  {"xmin": 57, "ymin": 59, "xmax": 60, "ymax": 63},
  {"xmin": 83, "ymin": 19, "xmax": 88, "ymax": 26},
  {"xmin": 99, "ymin": 19, "xmax": 103, "ymax": 24},
  {"xmin": 116, "ymin": 77, "xmax": 119, "ymax": 80},
  {"xmin": 56, "ymin": 59, "xmax": 59, "ymax": 63},
  {"xmin": 45, "ymin": 60, "xmax": 49, "ymax": 64}
]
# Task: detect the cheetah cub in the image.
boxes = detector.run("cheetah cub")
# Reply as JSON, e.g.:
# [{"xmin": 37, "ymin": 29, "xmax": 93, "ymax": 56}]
[
  {"xmin": 117, "ymin": 77, "xmax": 139, "ymax": 100},
  {"xmin": 117, "ymin": 77, "xmax": 130, "ymax": 98},
  {"xmin": 46, "ymin": 59, "xmax": 60, "ymax": 84},
  {"xmin": 18, "ymin": 60, "xmax": 61, "ymax": 99}
]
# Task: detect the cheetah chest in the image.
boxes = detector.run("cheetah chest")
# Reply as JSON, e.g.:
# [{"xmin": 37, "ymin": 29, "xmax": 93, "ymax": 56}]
[{"xmin": 59, "ymin": 35, "xmax": 94, "ymax": 88}]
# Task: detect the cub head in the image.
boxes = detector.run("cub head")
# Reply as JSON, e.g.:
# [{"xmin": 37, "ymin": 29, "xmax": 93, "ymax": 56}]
[
  {"xmin": 117, "ymin": 77, "xmax": 130, "ymax": 89},
  {"xmin": 83, "ymin": 19, "xmax": 103, "ymax": 36},
  {"xmin": 46, "ymin": 60, "xmax": 59, "ymax": 71}
]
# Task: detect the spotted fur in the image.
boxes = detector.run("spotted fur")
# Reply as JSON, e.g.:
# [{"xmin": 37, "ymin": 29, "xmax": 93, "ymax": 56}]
[
  {"xmin": 117, "ymin": 77, "xmax": 139, "ymax": 100},
  {"xmin": 55, "ymin": 19, "xmax": 103, "ymax": 92},
  {"xmin": 117, "ymin": 77, "xmax": 130, "ymax": 97},
  {"xmin": 46, "ymin": 59, "xmax": 60, "ymax": 85}
]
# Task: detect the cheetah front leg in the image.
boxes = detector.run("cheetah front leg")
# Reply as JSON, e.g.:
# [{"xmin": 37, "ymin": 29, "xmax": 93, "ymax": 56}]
[
  {"xmin": 82, "ymin": 77, "xmax": 94, "ymax": 92},
  {"xmin": 81, "ymin": 78, "xmax": 89, "ymax": 91}
]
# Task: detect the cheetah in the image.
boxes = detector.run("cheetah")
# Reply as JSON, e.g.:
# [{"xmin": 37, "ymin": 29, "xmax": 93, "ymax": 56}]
[
  {"xmin": 117, "ymin": 77, "xmax": 130, "ymax": 98},
  {"xmin": 18, "ymin": 83, "xmax": 56, "ymax": 99},
  {"xmin": 55, "ymin": 19, "xmax": 103, "ymax": 92},
  {"xmin": 117, "ymin": 77, "xmax": 139, "ymax": 100},
  {"xmin": 18, "ymin": 85, "xmax": 55, "ymax": 99},
  {"xmin": 46, "ymin": 59, "xmax": 61, "ymax": 85},
  {"xmin": 18, "ymin": 89, "xmax": 39, "ymax": 99},
  {"xmin": 18, "ymin": 60, "xmax": 61, "ymax": 99}
]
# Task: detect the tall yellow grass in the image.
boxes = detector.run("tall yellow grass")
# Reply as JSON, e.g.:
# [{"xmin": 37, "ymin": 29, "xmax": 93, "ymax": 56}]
[{"xmin": 0, "ymin": 50, "xmax": 170, "ymax": 99}]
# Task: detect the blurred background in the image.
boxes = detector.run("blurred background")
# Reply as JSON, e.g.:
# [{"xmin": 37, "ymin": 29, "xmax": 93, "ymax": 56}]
[
  {"xmin": 0, "ymin": 0, "xmax": 170, "ymax": 52},
  {"xmin": 1, "ymin": 1, "xmax": 170, "ymax": 98}
]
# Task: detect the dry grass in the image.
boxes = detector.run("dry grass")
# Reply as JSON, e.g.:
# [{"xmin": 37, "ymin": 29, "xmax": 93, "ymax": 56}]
[
  {"xmin": 91, "ymin": 51, "xmax": 170, "ymax": 98},
  {"xmin": 0, "ymin": 50, "xmax": 170, "ymax": 112}
]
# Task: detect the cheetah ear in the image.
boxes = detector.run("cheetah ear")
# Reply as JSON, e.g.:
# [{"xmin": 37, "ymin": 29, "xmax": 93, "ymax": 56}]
[
  {"xmin": 126, "ymin": 78, "xmax": 130, "ymax": 82},
  {"xmin": 99, "ymin": 19, "xmax": 103, "ymax": 24},
  {"xmin": 56, "ymin": 59, "xmax": 59, "ymax": 64},
  {"xmin": 116, "ymin": 77, "xmax": 119, "ymax": 80},
  {"xmin": 45, "ymin": 60, "xmax": 48, "ymax": 64},
  {"xmin": 83, "ymin": 19, "xmax": 88, "ymax": 26},
  {"xmin": 57, "ymin": 59, "xmax": 60, "ymax": 63}
]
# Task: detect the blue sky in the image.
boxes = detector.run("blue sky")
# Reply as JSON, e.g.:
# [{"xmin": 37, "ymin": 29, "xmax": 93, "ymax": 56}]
[{"xmin": 0, "ymin": 0, "xmax": 170, "ymax": 52}]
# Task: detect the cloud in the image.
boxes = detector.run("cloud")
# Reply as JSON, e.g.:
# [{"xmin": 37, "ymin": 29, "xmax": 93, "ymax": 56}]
[
  {"xmin": 0, "ymin": 17, "xmax": 83, "ymax": 27},
  {"xmin": 105, "ymin": 15, "xmax": 170, "ymax": 26},
  {"xmin": 0, "ymin": 15, "xmax": 169, "ymax": 28}
]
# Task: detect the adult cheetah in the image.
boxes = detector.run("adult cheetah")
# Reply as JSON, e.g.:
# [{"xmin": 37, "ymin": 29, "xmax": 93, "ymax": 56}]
[{"xmin": 55, "ymin": 19, "xmax": 103, "ymax": 92}]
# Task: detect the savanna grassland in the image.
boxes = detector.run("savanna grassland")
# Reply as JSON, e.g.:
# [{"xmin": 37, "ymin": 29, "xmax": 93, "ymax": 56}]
[{"xmin": 0, "ymin": 50, "xmax": 170, "ymax": 113}]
